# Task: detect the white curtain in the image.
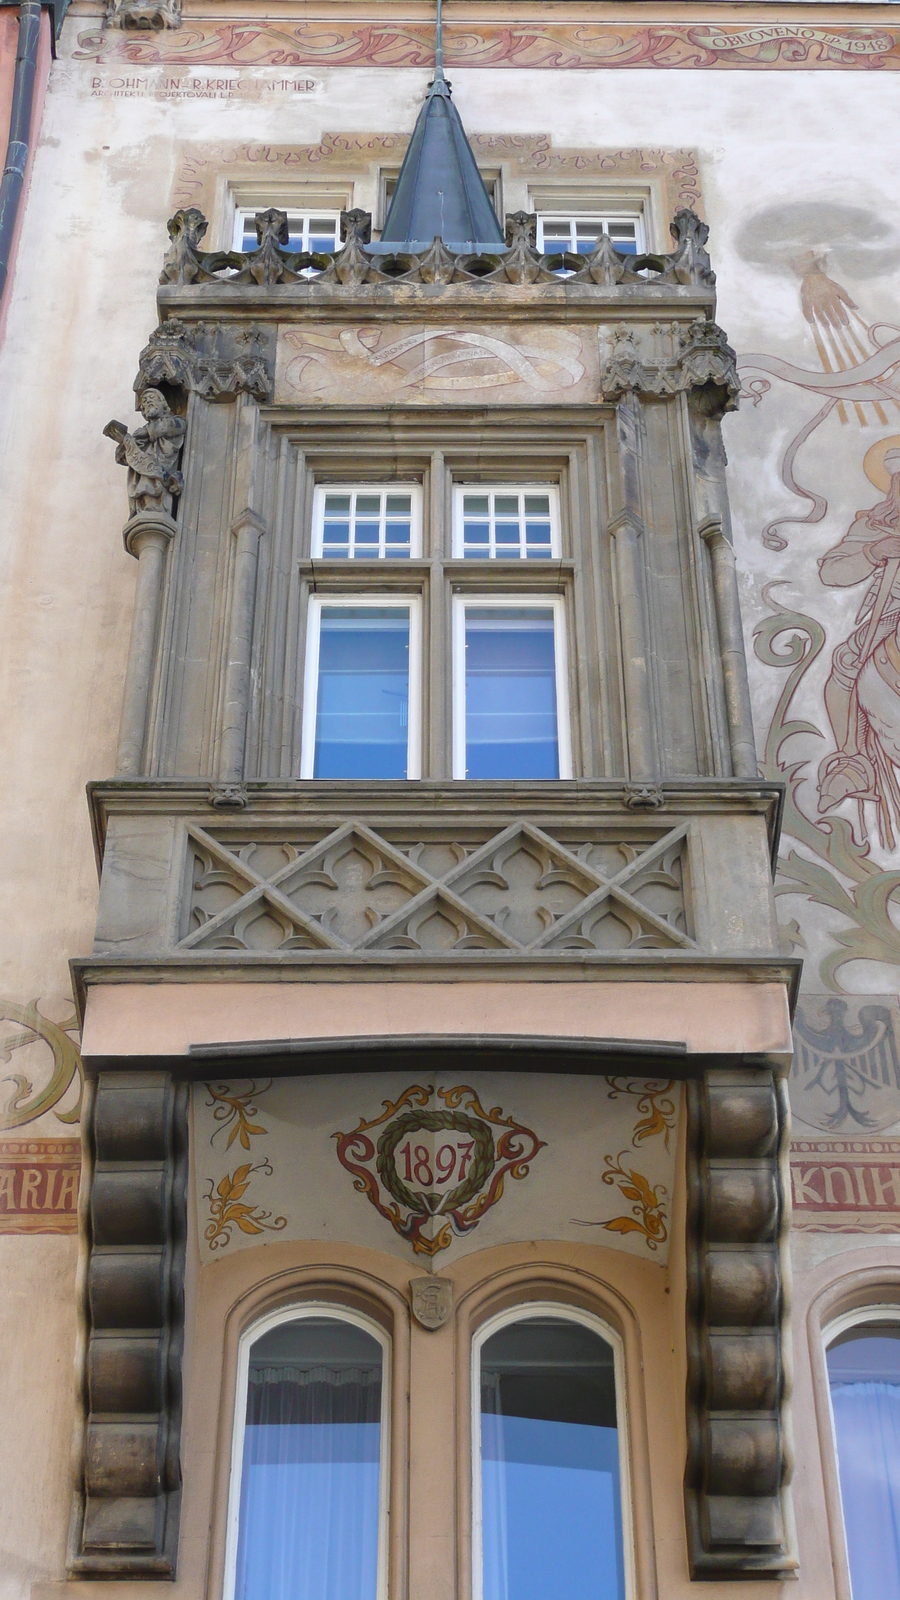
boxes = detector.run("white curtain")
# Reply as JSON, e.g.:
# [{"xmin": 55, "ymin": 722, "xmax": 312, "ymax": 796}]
[
  {"xmin": 831, "ymin": 1379, "xmax": 900, "ymax": 1600},
  {"xmin": 234, "ymin": 1362, "xmax": 382, "ymax": 1600}
]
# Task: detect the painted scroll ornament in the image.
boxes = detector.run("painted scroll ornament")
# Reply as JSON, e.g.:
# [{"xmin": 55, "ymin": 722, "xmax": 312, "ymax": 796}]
[{"xmin": 333, "ymin": 1084, "xmax": 545, "ymax": 1257}]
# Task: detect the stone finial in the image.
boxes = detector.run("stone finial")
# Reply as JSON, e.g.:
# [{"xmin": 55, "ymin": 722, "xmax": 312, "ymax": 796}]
[
  {"xmin": 666, "ymin": 208, "xmax": 716, "ymax": 287},
  {"xmin": 159, "ymin": 208, "xmax": 231, "ymax": 286},
  {"xmin": 340, "ymin": 209, "xmax": 373, "ymax": 247},
  {"xmin": 103, "ymin": 389, "xmax": 185, "ymax": 518}
]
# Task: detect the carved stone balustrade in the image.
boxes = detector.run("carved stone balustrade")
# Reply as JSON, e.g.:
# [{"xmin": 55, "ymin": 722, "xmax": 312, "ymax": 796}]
[
  {"xmin": 157, "ymin": 204, "xmax": 717, "ymax": 293},
  {"xmin": 72, "ymin": 781, "xmax": 796, "ymax": 1008}
]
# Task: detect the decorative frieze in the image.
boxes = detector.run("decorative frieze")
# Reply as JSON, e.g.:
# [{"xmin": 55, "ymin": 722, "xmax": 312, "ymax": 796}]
[
  {"xmin": 684, "ymin": 1068, "xmax": 794, "ymax": 1577},
  {"xmin": 71, "ymin": 1073, "xmax": 188, "ymax": 1577}
]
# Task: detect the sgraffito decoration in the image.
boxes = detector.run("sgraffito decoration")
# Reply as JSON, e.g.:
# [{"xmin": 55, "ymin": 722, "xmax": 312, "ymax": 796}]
[
  {"xmin": 333, "ymin": 1083, "xmax": 546, "ymax": 1257},
  {"xmin": 206, "ymin": 1080, "xmax": 270, "ymax": 1149},
  {"xmin": 599, "ymin": 1154, "xmax": 669, "ymax": 1251},
  {"xmin": 203, "ymin": 1160, "xmax": 287, "ymax": 1250},
  {"xmin": 0, "ymin": 1138, "xmax": 81, "ymax": 1233},
  {"xmin": 201, "ymin": 1079, "xmax": 286, "ymax": 1248},
  {"xmin": 606, "ymin": 1077, "xmax": 678, "ymax": 1150},
  {"xmin": 573, "ymin": 1077, "xmax": 673, "ymax": 1249},
  {"xmin": 0, "ymin": 999, "xmax": 83, "ymax": 1131},
  {"xmin": 731, "ymin": 207, "xmax": 900, "ymax": 994},
  {"xmin": 72, "ymin": 21, "xmax": 900, "ymax": 71}
]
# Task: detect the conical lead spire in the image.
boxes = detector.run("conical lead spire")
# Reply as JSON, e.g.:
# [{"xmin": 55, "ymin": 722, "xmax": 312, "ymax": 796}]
[{"xmin": 378, "ymin": 0, "xmax": 505, "ymax": 253}]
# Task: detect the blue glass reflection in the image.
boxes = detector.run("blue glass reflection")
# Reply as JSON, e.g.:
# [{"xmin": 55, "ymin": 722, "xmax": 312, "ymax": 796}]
[
  {"xmin": 827, "ymin": 1332, "xmax": 900, "ymax": 1600},
  {"xmin": 480, "ymin": 1318, "xmax": 624, "ymax": 1600},
  {"xmin": 465, "ymin": 609, "xmax": 559, "ymax": 779},
  {"xmin": 314, "ymin": 608, "xmax": 410, "ymax": 778}
]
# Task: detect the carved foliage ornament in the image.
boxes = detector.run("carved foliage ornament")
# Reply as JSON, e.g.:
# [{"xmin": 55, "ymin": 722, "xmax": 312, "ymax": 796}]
[
  {"xmin": 135, "ymin": 318, "xmax": 275, "ymax": 403},
  {"xmin": 158, "ymin": 204, "xmax": 716, "ymax": 291}
]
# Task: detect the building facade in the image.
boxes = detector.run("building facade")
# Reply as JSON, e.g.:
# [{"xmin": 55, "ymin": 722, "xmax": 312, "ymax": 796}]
[{"xmin": 1, "ymin": 2, "xmax": 900, "ymax": 1598}]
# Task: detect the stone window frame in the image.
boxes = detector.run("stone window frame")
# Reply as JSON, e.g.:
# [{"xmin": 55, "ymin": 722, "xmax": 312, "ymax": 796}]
[
  {"xmin": 807, "ymin": 1266, "xmax": 900, "ymax": 1600},
  {"xmin": 212, "ymin": 178, "xmax": 356, "ymax": 252},
  {"xmin": 222, "ymin": 1299, "xmax": 393, "ymax": 1600},
  {"xmin": 294, "ymin": 427, "xmax": 594, "ymax": 781},
  {"xmin": 450, "ymin": 591, "xmax": 573, "ymax": 780},
  {"xmin": 526, "ymin": 180, "xmax": 664, "ymax": 254},
  {"xmin": 299, "ymin": 592, "xmax": 425, "ymax": 780},
  {"xmin": 470, "ymin": 1299, "xmax": 635, "ymax": 1600}
]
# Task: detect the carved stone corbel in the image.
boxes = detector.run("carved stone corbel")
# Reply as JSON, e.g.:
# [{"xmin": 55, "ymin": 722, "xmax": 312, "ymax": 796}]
[
  {"xmin": 684, "ymin": 1067, "xmax": 794, "ymax": 1578},
  {"xmin": 70, "ymin": 1072, "xmax": 187, "ymax": 1576}
]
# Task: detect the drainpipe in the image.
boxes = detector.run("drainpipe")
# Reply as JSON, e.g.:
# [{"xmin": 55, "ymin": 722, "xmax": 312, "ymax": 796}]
[{"xmin": 0, "ymin": 0, "xmax": 42, "ymax": 304}]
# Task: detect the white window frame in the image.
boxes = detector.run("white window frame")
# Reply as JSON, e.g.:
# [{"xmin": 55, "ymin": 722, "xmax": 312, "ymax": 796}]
[
  {"xmin": 232, "ymin": 206, "xmax": 342, "ymax": 254},
  {"xmin": 822, "ymin": 1305, "xmax": 900, "ymax": 1586},
  {"xmin": 301, "ymin": 594, "xmax": 422, "ymax": 780},
  {"xmin": 535, "ymin": 211, "xmax": 646, "ymax": 254},
  {"xmin": 223, "ymin": 1302, "xmax": 392, "ymax": 1600},
  {"xmin": 451, "ymin": 593, "xmax": 572, "ymax": 780},
  {"xmin": 452, "ymin": 483, "xmax": 561, "ymax": 561},
  {"xmin": 471, "ymin": 1302, "xmax": 635, "ymax": 1600},
  {"xmin": 312, "ymin": 483, "xmax": 423, "ymax": 560}
]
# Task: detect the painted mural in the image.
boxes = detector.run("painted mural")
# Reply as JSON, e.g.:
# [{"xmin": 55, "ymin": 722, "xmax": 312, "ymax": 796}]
[
  {"xmin": 733, "ymin": 202, "xmax": 900, "ymax": 1184},
  {"xmin": 194, "ymin": 1074, "xmax": 680, "ymax": 1265}
]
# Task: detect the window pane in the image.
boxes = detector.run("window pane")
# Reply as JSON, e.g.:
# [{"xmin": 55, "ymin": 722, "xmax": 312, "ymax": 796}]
[
  {"xmin": 314, "ymin": 608, "xmax": 410, "ymax": 779},
  {"xmin": 828, "ymin": 1329, "xmax": 900, "ymax": 1600},
  {"xmin": 465, "ymin": 608, "xmax": 559, "ymax": 779},
  {"xmin": 234, "ymin": 1317, "xmax": 383, "ymax": 1600},
  {"xmin": 317, "ymin": 488, "xmax": 414, "ymax": 560},
  {"xmin": 480, "ymin": 1317, "xmax": 624, "ymax": 1600},
  {"xmin": 458, "ymin": 489, "xmax": 557, "ymax": 561}
]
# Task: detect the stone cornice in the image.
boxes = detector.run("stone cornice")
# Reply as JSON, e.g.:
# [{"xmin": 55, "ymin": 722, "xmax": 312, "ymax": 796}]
[{"xmin": 85, "ymin": 777, "xmax": 786, "ymax": 866}]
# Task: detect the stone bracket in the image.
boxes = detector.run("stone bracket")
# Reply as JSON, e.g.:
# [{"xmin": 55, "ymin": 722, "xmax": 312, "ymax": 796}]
[
  {"xmin": 69, "ymin": 1072, "xmax": 188, "ymax": 1577},
  {"xmin": 684, "ymin": 1067, "xmax": 796, "ymax": 1577}
]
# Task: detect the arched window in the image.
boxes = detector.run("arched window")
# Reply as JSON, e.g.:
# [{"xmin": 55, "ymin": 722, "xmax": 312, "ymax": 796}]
[
  {"xmin": 225, "ymin": 1306, "xmax": 389, "ymax": 1600},
  {"xmin": 473, "ymin": 1306, "xmax": 630, "ymax": 1600},
  {"xmin": 826, "ymin": 1310, "xmax": 900, "ymax": 1600}
]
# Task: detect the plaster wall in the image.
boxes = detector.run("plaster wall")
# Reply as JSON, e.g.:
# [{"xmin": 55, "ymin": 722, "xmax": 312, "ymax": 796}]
[{"xmin": 0, "ymin": 11, "xmax": 899, "ymax": 1596}]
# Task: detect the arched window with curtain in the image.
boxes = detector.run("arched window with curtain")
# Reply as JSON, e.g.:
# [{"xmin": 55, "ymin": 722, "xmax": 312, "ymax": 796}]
[
  {"xmin": 473, "ymin": 1306, "xmax": 630, "ymax": 1600},
  {"xmin": 225, "ymin": 1307, "xmax": 389, "ymax": 1600},
  {"xmin": 826, "ymin": 1311, "xmax": 900, "ymax": 1600}
]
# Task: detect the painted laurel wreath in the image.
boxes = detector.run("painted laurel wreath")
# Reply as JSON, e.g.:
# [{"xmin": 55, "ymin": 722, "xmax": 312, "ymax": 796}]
[
  {"xmin": 333, "ymin": 1084, "xmax": 546, "ymax": 1256},
  {"xmin": 376, "ymin": 1109, "xmax": 495, "ymax": 1216}
]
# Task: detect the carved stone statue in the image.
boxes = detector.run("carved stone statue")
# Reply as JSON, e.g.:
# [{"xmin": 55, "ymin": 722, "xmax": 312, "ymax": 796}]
[{"xmin": 103, "ymin": 389, "xmax": 185, "ymax": 518}]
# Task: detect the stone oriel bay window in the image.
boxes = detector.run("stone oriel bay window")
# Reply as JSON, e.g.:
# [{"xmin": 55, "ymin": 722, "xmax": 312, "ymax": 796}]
[{"xmin": 71, "ymin": 199, "xmax": 796, "ymax": 1584}]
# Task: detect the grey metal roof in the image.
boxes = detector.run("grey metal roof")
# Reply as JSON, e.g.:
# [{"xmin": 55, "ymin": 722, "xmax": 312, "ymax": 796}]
[{"xmin": 376, "ymin": 69, "xmax": 506, "ymax": 254}]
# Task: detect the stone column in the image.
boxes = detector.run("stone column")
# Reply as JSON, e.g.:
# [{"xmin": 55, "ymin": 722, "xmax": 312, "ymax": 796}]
[
  {"xmin": 219, "ymin": 507, "xmax": 266, "ymax": 784},
  {"xmin": 609, "ymin": 509, "xmax": 657, "ymax": 779},
  {"xmin": 116, "ymin": 512, "xmax": 176, "ymax": 777},
  {"xmin": 700, "ymin": 518, "xmax": 759, "ymax": 779}
]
